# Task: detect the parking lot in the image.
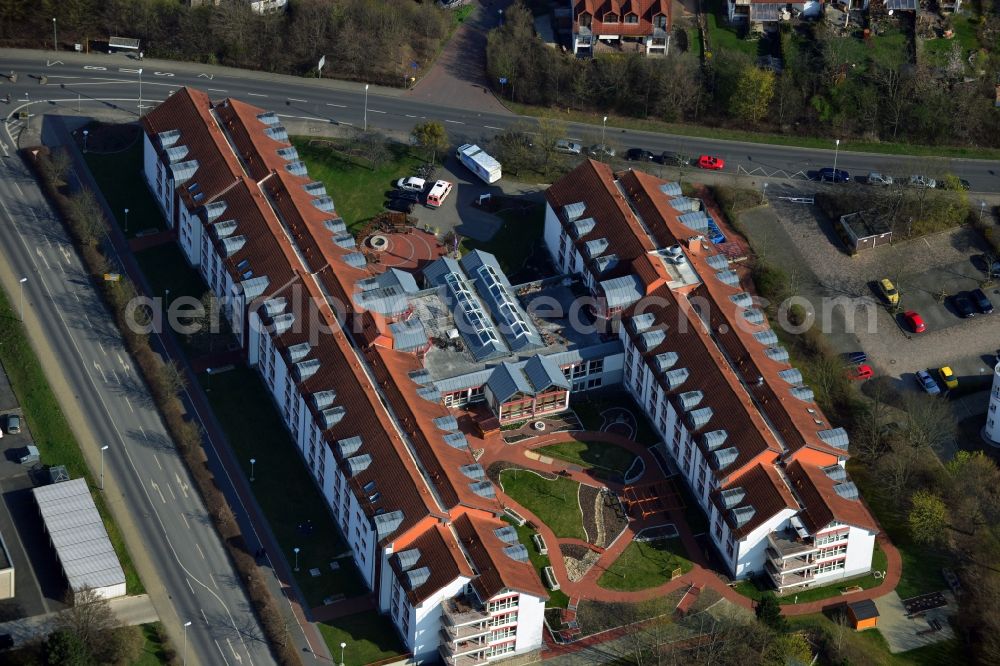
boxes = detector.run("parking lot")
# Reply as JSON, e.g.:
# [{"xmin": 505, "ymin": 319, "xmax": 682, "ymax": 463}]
[
  {"xmin": 742, "ymin": 182, "xmax": 999, "ymax": 393},
  {"xmin": 0, "ymin": 365, "xmax": 66, "ymax": 621}
]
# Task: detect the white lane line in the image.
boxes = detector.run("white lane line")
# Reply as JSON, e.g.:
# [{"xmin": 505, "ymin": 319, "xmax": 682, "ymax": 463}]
[
  {"xmin": 445, "ymin": 119, "xmax": 465, "ymax": 124},
  {"xmin": 195, "ymin": 542, "xmax": 206, "ymax": 559},
  {"xmin": 276, "ymin": 113, "xmax": 328, "ymax": 122},
  {"xmin": 201, "ymin": 608, "xmax": 209, "ymax": 624},
  {"xmin": 98, "ymin": 341, "xmax": 107, "ymax": 356},
  {"xmin": 369, "ymin": 109, "xmax": 386, "ymax": 114},
  {"xmin": 326, "ymin": 103, "xmax": 346, "ymax": 108},
  {"xmin": 154, "ymin": 454, "xmax": 163, "ymax": 471},
  {"xmin": 207, "ymin": 88, "xmax": 228, "ymax": 93},
  {"xmin": 484, "ymin": 125, "xmax": 503, "ymax": 130},
  {"xmin": 93, "ymin": 360, "xmax": 106, "ymax": 382},
  {"xmin": 13, "ymin": 183, "xmax": 22, "ymax": 197},
  {"xmin": 181, "ymin": 513, "xmax": 191, "ymax": 529},
  {"xmin": 287, "ymin": 97, "xmax": 308, "ymax": 103},
  {"xmin": 185, "ymin": 578, "xmax": 195, "ymax": 595},
  {"xmin": 214, "ymin": 639, "xmax": 232, "ymax": 665},
  {"xmin": 175, "ymin": 472, "xmax": 190, "ymax": 499},
  {"xmin": 34, "ymin": 247, "xmax": 50, "ymax": 269},
  {"xmin": 246, "ymin": 92, "xmax": 267, "ymax": 97},
  {"xmin": 211, "ymin": 573, "xmax": 220, "ymax": 590},
  {"xmin": 405, "ymin": 114, "xmax": 417, "ymax": 118},
  {"xmin": 166, "ymin": 483, "xmax": 176, "ymax": 500},
  {"xmin": 226, "ymin": 638, "xmax": 243, "ymax": 664},
  {"xmin": 73, "ymin": 290, "xmax": 80, "ymax": 302},
  {"xmin": 119, "ymin": 67, "xmax": 142, "ymax": 74},
  {"xmin": 149, "ymin": 479, "xmax": 166, "ymax": 504},
  {"xmin": 125, "ymin": 396, "xmax": 134, "ymax": 414},
  {"xmin": 339, "ymin": 121, "xmax": 353, "ymax": 126}
]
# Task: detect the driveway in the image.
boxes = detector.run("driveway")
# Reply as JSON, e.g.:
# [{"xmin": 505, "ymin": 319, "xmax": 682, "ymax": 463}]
[
  {"xmin": 875, "ymin": 591, "xmax": 955, "ymax": 653},
  {"xmin": 409, "ymin": 0, "xmax": 512, "ymax": 114}
]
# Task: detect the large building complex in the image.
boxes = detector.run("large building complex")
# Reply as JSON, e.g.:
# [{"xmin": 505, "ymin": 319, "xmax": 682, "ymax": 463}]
[{"xmin": 141, "ymin": 87, "xmax": 879, "ymax": 661}]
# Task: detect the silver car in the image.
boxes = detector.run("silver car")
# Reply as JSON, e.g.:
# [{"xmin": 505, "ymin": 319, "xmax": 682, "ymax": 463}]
[
  {"xmin": 868, "ymin": 172, "xmax": 893, "ymax": 186},
  {"xmin": 909, "ymin": 175, "xmax": 936, "ymax": 189},
  {"xmin": 554, "ymin": 139, "xmax": 582, "ymax": 155},
  {"xmin": 6, "ymin": 414, "xmax": 20, "ymax": 434}
]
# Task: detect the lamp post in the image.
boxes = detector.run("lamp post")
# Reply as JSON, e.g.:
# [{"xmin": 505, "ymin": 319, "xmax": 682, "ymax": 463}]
[
  {"xmin": 339, "ymin": 641, "xmax": 347, "ymax": 666},
  {"xmin": 206, "ymin": 367, "xmax": 212, "ymax": 392},
  {"xmin": 18, "ymin": 277, "xmax": 26, "ymax": 321},
  {"xmin": 293, "ymin": 547, "xmax": 300, "ymax": 572},
  {"xmin": 124, "ymin": 207, "xmax": 129, "ymax": 233},
  {"xmin": 52, "ymin": 18, "xmax": 57, "ymax": 51},
  {"xmin": 601, "ymin": 115, "xmax": 608, "ymax": 153},
  {"xmin": 250, "ymin": 458, "xmax": 256, "ymax": 482},
  {"xmin": 832, "ymin": 138, "xmax": 841, "ymax": 182},
  {"xmin": 138, "ymin": 68, "xmax": 143, "ymax": 116},
  {"xmin": 762, "ymin": 181, "xmax": 768, "ymax": 204},
  {"xmin": 100, "ymin": 445, "xmax": 109, "ymax": 490},
  {"xmin": 82, "ymin": 129, "xmax": 89, "ymax": 152},
  {"xmin": 981, "ymin": 200, "xmax": 987, "ymax": 224},
  {"xmin": 183, "ymin": 620, "xmax": 192, "ymax": 665},
  {"xmin": 363, "ymin": 83, "xmax": 369, "ymax": 132}
]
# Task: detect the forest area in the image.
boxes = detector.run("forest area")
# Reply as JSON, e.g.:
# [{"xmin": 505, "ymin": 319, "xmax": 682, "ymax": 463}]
[{"xmin": 0, "ymin": 0, "xmax": 454, "ymax": 86}]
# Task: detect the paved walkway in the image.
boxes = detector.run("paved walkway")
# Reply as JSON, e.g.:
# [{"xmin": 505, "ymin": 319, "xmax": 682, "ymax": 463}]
[{"xmin": 0, "ymin": 594, "xmax": 158, "ymax": 650}]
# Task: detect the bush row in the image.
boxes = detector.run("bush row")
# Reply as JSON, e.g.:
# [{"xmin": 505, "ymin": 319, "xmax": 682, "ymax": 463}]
[{"xmin": 26, "ymin": 146, "xmax": 302, "ymax": 666}]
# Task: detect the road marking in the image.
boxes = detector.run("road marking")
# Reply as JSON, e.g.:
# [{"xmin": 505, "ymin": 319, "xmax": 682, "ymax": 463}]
[
  {"xmin": 227, "ymin": 638, "xmax": 243, "ymax": 664},
  {"xmin": 110, "ymin": 368, "xmax": 120, "ymax": 385},
  {"xmin": 13, "ymin": 182, "xmax": 22, "ymax": 197},
  {"xmin": 405, "ymin": 114, "xmax": 416, "ymax": 118},
  {"xmin": 201, "ymin": 608, "xmax": 209, "ymax": 624},
  {"xmin": 153, "ymin": 72, "xmax": 174, "ymax": 77},
  {"xmin": 211, "ymin": 573, "xmax": 219, "ymax": 590},
  {"xmin": 484, "ymin": 125, "xmax": 503, "ymax": 130},
  {"xmin": 326, "ymin": 103, "xmax": 345, "ymax": 108},
  {"xmin": 181, "ymin": 512, "xmax": 190, "ymax": 529},
  {"xmin": 339, "ymin": 121, "xmax": 353, "ymax": 126},
  {"xmin": 0, "ymin": 140, "xmax": 7, "ymax": 158},
  {"xmin": 196, "ymin": 542, "xmax": 206, "ymax": 559},
  {"xmin": 119, "ymin": 68, "xmax": 142, "ymax": 74},
  {"xmin": 186, "ymin": 578, "xmax": 195, "ymax": 595},
  {"xmin": 93, "ymin": 360, "xmax": 106, "ymax": 382},
  {"xmin": 46, "ymin": 60, "xmax": 64, "ymax": 67},
  {"xmin": 369, "ymin": 109, "xmax": 386, "ymax": 114},
  {"xmin": 166, "ymin": 483, "xmax": 176, "ymax": 500},
  {"xmin": 175, "ymin": 472, "xmax": 190, "ymax": 498},
  {"xmin": 150, "ymin": 479, "xmax": 166, "ymax": 503},
  {"xmin": 73, "ymin": 290, "xmax": 80, "ymax": 302},
  {"xmin": 35, "ymin": 247, "xmax": 50, "ymax": 269},
  {"xmin": 207, "ymin": 88, "xmax": 228, "ymax": 93},
  {"xmin": 83, "ymin": 65, "xmax": 107, "ymax": 71},
  {"xmin": 444, "ymin": 119, "xmax": 464, "ymax": 124},
  {"xmin": 924, "ymin": 237, "xmax": 932, "ymax": 248},
  {"xmin": 246, "ymin": 92, "xmax": 267, "ymax": 97},
  {"xmin": 98, "ymin": 342, "xmax": 107, "ymax": 356},
  {"xmin": 154, "ymin": 454, "xmax": 163, "ymax": 471},
  {"xmin": 276, "ymin": 113, "xmax": 328, "ymax": 122},
  {"xmin": 198, "ymin": 73, "xmax": 215, "ymax": 80},
  {"xmin": 125, "ymin": 396, "xmax": 134, "ymax": 413},
  {"xmin": 117, "ymin": 353, "xmax": 129, "ymax": 371},
  {"xmin": 214, "ymin": 639, "xmax": 232, "ymax": 665},
  {"xmin": 60, "ymin": 246, "xmax": 71, "ymax": 265},
  {"xmin": 287, "ymin": 97, "xmax": 307, "ymax": 103}
]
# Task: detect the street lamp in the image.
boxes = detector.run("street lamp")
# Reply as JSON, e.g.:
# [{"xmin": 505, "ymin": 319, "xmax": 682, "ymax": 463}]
[
  {"xmin": 601, "ymin": 115, "xmax": 608, "ymax": 153},
  {"xmin": 205, "ymin": 367, "xmax": 211, "ymax": 392},
  {"xmin": 832, "ymin": 138, "xmax": 841, "ymax": 181},
  {"xmin": 18, "ymin": 277, "xmax": 26, "ymax": 321},
  {"xmin": 124, "ymin": 207, "xmax": 129, "ymax": 233},
  {"xmin": 980, "ymin": 200, "xmax": 987, "ymax": 224},
  {"xmin": 183, "ymin": 620, "xmax": 192, "ymax": 665},
  {"xmin": 100, "ymin": 445, "xmax": 109, "ymax": 490},
  {"xmin": 82, "ymin": 129, "xmax": 89, "ymax": 152},
  {"xmin": 138, "ymin": 68, "xmax": 143, "ymax": 116},
  {"xmin": 339, "ymin": 641, "xmax": 347, "ymax": 666},
  {"xmin": 293, "ymin": 547, "xmax": 300, "ymax": 572},
  {"xmin": 250, "ymin": 457, "xmax": 256, "ymax": 482},
  {"xmin": 363, "ymin": 83, "xmax": 369, "ymax": 132},
  {"xmin": 52, "ymin": 18, "xmax": 57, "ymax": 51},
  {"xmin": 762, "ymin": 181, "xmax": 768, "ymax": 203}
]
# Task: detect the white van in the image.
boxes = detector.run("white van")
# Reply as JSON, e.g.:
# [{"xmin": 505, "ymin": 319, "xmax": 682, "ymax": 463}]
[{"xmin": 426, "ymin": 180, "xmax": 453, "ymax": 208}]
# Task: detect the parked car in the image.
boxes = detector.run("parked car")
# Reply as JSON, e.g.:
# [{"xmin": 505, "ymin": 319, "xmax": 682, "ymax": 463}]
[
  {"xmin": 879, "ymin": 278, "xmax": 899, "ymax": 305},
  {"xmin": 846, "ymin": 351, "xmax": 868, "ymax": 366},
  {"xmin": 938, "ymin": 366, "xmax": 958, "ymax": 390},
  {"xmin": 867, "ymin": 172, "xmax": 893, "ymax": 186},
  {"xmin": 697, "ymin": 155, "xmax": 725, "ymax": 170},
  {"xmin": 908, "ymin": 174, "xmax": 936, "ymax": 189},
  {"xmin": 554, "ymin": 139, "xmax": 583, "ymax": 155},
  {"xmin": 971, "ymin": 288, "xmax": 993, "ymax": 314},
  {"xmin": 588, "ymin": 144, "xmax": 616, "ymax": 159},
  {"xmin": 6, "ymin": 414, "xmax": 20, "ymax": 435},
  {"xmin": 16, "ymin": 445, "xmax": 39, "ymax": 465},
  {"xmin": 396, "ymin": 176, "xmax": 426, "ymax": 193},
  {"xmin": 391, "ymin": 189, "xmax": 421, "ymax": 203},
  {"xmin": 953, "ymin": 292, "xmax": 976, "ymax": 318},
  {"xmin": 658, "ymin": 151, "xmax": 690, "ymax": 166},
  {"xmin": 849, "ymin": 364, "xmax": 874, "ymax": 381},
  {"xmin": 385, "ymin": 198, "xmax": 415, "ymax": 214},
  {"xmin": 904, "ymin": 310, "xmax": 926, "ymax": 333},
  {"xmin": 818, "ymin": 167, "xmax": 851, "ymax": 183},
  {"xmin": 916, "ymin": 369, "xmax": 941, "ymax": 395},
  {"xmin": 625, "ymin": 148, "xmax": 656, "ymax": 162}
]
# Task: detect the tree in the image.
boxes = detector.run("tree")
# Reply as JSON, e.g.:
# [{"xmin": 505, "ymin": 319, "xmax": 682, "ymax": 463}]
[
  {"xmin": 731, "ymin": 66, "xmax": 775, "ymax": 125},
  {"xmin": 762, "ymin": 632, "xmax": 812, "ymax": 666},
  {"xmin": 410, "ymin": 121, "xmax": 448, "ymax": 164},
  {"xmin": 157, "ymin": 360, "xmax": 188, "ymax": 398},
  {"xmin": 755, "ymin": 593, "xmax": 786, "ymax": 632},
  {"xmin": 44, "ymin": 629, "xmax": 92, "ymax": 666},
  {"xmin": 66, "ymin": 189, "xmax": 108, "ymax": 246},
  {"xmin": 900, "ymin": 393, "xmax": 957, "ymax": 452},
  {"xmin": 909, "ymin": 490, "xmax": 949, "ymax": 546},
  {"xmin": 55, "ymin": 587, "xmax": 120, "ymax": 657},
  {"xmin": 41, "ymin": 147, "xmax": 72, "ymax": 188},
  {"xmin": 355, "ymin": 131, "xmax": 390, "ymax": 171},
  {"xmin": 95, "ymin": 625, "xmax": 143, "ymax": 666}
]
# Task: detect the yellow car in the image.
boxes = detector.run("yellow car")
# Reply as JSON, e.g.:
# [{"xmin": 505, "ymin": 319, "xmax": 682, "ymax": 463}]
[
  {"xmin": 938, "ymin": 366, "xmax": 958, "ymax": 390},
  {"xmin": 880, "ymin": 278, "xmax": 899, "ymax": 305}
]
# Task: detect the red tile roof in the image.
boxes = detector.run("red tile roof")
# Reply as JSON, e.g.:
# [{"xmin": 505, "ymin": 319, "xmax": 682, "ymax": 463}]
[
  {"xmin": 785, "ymin": 460, "xmax": 878, "ymax": 533},
  {"xmin": 452, "ymin": 513, "xmax": 547, "ymax": 600},
  {"xmin": 573, "ymin": 0, "xmax": 670, "ymax": 36},
  {"xmin": 388, "ymin": 523, "xmax": 474, "ymax": 606},
  {"xmin": 710, "ymin": 462, "xmax": 798, "ymax": 539}
]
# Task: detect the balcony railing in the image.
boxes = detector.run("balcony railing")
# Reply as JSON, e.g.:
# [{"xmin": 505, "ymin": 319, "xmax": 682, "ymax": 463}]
[
  {"xmin": 442, "ymin": 596, "xmax": 489, "ymax": 627},
  {"xmin": 765, "ymin": 547, "xmax": 814, "ymax": 573},
  {"xmin": 440, "ymin": 637, "xmax": 489, "ymax": 657},
  {"xmin": 767, "ymin": 531, "xmax": 817, "ymax": 558},
  {"xmin": 767, "ymin": 560, "xmax": 815, "ymax": 589},
  {"xmin": 443, "ymin": 622, "xmax": 490, "ymax": 640},
  {"xmin": 440, "ymin": 646, "xmax": 489, "ymax": 666}
]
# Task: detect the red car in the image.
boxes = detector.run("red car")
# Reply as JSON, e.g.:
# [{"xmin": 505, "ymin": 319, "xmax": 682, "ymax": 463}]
[
  {"xmin": 697, "ymin": 155, "xmax": 725, "ymax": 170},
  {"xmin": 903, "ymin": 310, "xmax": 926, "ymax": 334},
  {"xmin": 849, "ymin": 364, "xmax": 874, "ymax": 381}
]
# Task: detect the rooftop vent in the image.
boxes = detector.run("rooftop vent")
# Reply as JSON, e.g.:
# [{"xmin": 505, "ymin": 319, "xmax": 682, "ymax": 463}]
[
  {"xmin": 263, "ymin": 297, "xmax": 287, "ymax": 317},
  {"xmin": 272, "ymin": 312, "xmax": 295, "ymax": 336},
  {"xmin": 285, "ymin": 161, "xmax": 308, "ymax": 177},
  {"xmin": 312, "ymin": 196, "xmax": 335, "ymax": 213},
  {"xmin": 408, "ymin": 369, "xmax": 432, "ymax": 385},
  {"xmin": 323, "ymin": 218, "xmax": 347, "ymax": 234},
  {"xmin": 212, "ymin": 219, "xmax": 238, "ymax": 238},
  {"xmin": 764, "ymin": 346, "xmax": 789, "ymax": 363},
  {"xmin": 720, "ymin": 487, "xmax": 745, "ymax": 509},
  {"xmin": 584, "ymin": 238, "xmax": 609, "ymax": 259},
  {"xmin": 277, "ymin": 146, "xmax": 299, "ymax": 161},
  {"xmin": 158, "ymin": 129, "xmax": 181, "ymax": 147},
  {"xmin": 304, "ymin": 182, "xmax": 327, "ymax": 197},
  {"xmin": 570, "ymin": 216, "xmax": 596, "ymax": 238},
  {"xmin": 778, "ymin": 368, "xmax": 803, "ymax": 385},
  {"xmin": 264, "ymin": 125, "xmax": 289, "ymax": 142},
  {"xmin": 715, "ymin": 270, "xmax": 740, "ymax": 287},
  {"xmin": 790, "ymin": 386, "xmax": 815, "ymax": 403},
  {"xmin": 659, "ymin": 182, "xmax": 682, "ymax": 197},
  {"xmin": 640, "ymin": 329, "xmax": 666, "ymax": 352},
  {"xmin": 165, "ymin": 144, "xmax": 190, "ymax": 164},
  {"xmin": 741, "ymin": 308, "xmax": 766, "ymax": 326},
  {"xmin": 313, "ymin": 390, "xmax": 337, "ymax": 411},
  {"xmin": 346, "ymin": 453, "xmax": 373, "ymax": 477},
  {"xmin": 336, "ymin": 436, "xmax": 363, "ymax": 458},
  {"xmin": 678, "ymin": 390, "xmax": 704, "ymax": 412},
  {"xmin": 631, "ymin": 312, "xmax": 656, "ymax": 333},
  {"xmin": 220, "ymin": 235, "xmax": 247, "ymax": 257},
  {"xmin": 256, "ymin": 111, "xmax": 280, "ymax": 125},
  {"xmin": 204, "ymin": 200, "xmax": 227, "ymax": 222},
  {"xmin": 753, "ymin": 329, "xmax": 779, "ymax": 346},
  {"xmin": 416, "ymin": 386, "xmax": 441, "ymax": 402}
]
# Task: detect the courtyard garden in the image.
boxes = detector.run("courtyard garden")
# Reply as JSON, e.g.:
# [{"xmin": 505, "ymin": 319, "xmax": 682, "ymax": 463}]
[
  {"xmin": 597, "ymin": 538, "xmax": 695, "ymax": 592},
  {"xmin": 499, "ymin": 469, "xmax": 585, "ymax": 540},
  {"xmin": 535, "ymin": 439, "xmax": 638, "ymax": 476}
]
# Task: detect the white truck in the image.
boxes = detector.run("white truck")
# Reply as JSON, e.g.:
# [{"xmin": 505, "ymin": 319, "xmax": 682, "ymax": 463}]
[{"xmin": 456, "ymin": 144, "xmax": 502, "ymax": 184}]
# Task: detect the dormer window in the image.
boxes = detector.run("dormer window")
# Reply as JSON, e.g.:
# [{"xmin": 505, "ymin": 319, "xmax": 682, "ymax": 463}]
[
  {"xmin": 603, "ymin": 12, "xmax": 619, "ymax": 23},
  {"xmin": 625, "ymin": 12, "xmax": 638, "ymax": 23},
  {"xmin": 579, "ymin": 12, "xmax": 592, "ymax": 27},
  {"xmin": 653, "ymin": 13, "xmax": 667, "ymax": 28}
]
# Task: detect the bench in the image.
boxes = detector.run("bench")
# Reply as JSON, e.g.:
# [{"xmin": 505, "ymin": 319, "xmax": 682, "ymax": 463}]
[
  {"xmin": 532, "ymin": 532, "xmax": 548, "ymax": 555},
  {"xmin": 503, "ymin": 507, "xmax": 526, "ymax": 526},
  {"xmin": 544, "ymin": 566, "xmax": 560, "ymax": 591}
]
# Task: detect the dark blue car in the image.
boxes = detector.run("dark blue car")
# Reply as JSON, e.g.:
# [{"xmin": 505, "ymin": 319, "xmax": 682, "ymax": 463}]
[{"xmin": 819, "ymin": 167, "xmax": 851, "ymax": 183}]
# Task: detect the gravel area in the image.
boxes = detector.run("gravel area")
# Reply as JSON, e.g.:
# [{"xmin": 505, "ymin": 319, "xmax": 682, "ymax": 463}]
[
  {"xmin": 579, "ymin": 484, "xmax": 601, "ymax": 545},
  {"xmin": 561, "ymin": 545, "xmax": 601, "ymax": 583},
  {"xmin": 601, "ymin": 491, "xmax": 630, "ymax": 547}
]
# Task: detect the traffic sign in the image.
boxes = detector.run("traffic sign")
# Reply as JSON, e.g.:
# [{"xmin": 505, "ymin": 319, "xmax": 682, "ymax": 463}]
[
  {"xmin": 499, "ymin": 77, "xmax": 507, "ymax": 85},
  {"xmin": 104, "ymin": 273, "xmax": 121, "ymax": 282}
]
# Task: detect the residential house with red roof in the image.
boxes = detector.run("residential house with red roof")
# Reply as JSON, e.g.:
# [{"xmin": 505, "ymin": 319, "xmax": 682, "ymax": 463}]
[
  {"xmin": 571, "ymin": 0, "xmax": 671, "ymax": 56},
  {"xmin": 543, "ymin": 160, "xmax": 878, "ymax": 592},
  {"xmin": 727, "ymin": 0, "xmax": 823, "ymax": 24}
]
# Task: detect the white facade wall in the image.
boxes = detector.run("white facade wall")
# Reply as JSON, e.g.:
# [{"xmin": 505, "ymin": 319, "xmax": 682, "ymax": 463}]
[
  {"xmin": 986, "ymin": 363, "xmax": 1000, "ymax": 444},
  {"xmin": 411, "ymin": 575, "xmax": 469, "ymax": 661},
  {"xmin": 512, "ymin": 593, "xmax": 545, "ymax": 654},
  {"xmin": 732, "ymin": 512, "xmax": 796, "ymax": 579},
  {"xmin": 141, "ymin": 133, "xmax": 175, "ymax": 229},
  {"xmin": 810, "ymin": 524, "xmax": 876, "ymax": 585}
]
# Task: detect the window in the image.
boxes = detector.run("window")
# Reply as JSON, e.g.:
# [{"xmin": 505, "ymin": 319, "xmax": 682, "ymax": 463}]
[
  {"xmin": 488, "ymin": 596, "xmax": 519, "ymax": 613},
  {"xmin": 625, "ymin": 12, "xmax": 638, "ymax": 23},
  {"xmin": 491, "ymin": 626, "xmax": 516, "ymax": 641},
  {"xmin": 603, "ymin": 11, "xmax": 619, "ymax": 23},
  {"xmin": 487, "ymin": 641, "xmax": 515, "ymax": 658},
  {"xmin": 573, "ymin": 364, "xmax": 587, "ymax": 379},
  {"xmin": 579, "ymin": 12, "xmax": 592, "ymax": 28},
  {"xmin": 586, "ymin": 377, "xmax": 602, "ymax": 389},
  {"xmin": 653, "ymin": 13, "xmax": 667, "ymax": 28},
  {"xmin": 589, "ymin": 359, "xmax": 604, "ymax": 374},
  {"xmin": 713, "ymin": 520, "xmax": 723, "ymax": 540},
  {"xmin": 490, "ymin": 611, "xmax": 517, "ymax": 627},
  {"xmin": 816, "ymin": 559, "xmax": 846, "ymax": 574}
]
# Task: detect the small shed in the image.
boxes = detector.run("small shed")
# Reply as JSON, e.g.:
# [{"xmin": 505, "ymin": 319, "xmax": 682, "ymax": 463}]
[
  {"xmin": 847, "ymin": 599, "xmax": 880, "ymax": 631},
  {"xmin": 839, "ymin": 211, "xmax": 893, "ymax": 252}
]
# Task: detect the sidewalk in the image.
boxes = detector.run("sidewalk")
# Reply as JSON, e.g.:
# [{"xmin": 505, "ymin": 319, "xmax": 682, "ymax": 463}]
[{"xmin": 0, "ymin": 594, "xmax": 158, "ymax": 650}]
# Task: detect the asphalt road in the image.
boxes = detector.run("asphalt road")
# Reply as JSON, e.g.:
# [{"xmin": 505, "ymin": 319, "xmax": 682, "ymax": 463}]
[
  {"xmin": 0, "ymin": 129, "xmax": 273, "ymax": 665},
  {"xmin": 1, "ymin": 48, "xmax": 998, "ymax": 194}
]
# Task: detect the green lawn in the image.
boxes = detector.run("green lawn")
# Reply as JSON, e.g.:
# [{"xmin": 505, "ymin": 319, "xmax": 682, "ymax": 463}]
[
  {"xmin": 514, "ymin": 522, "xmax": 569, "ymax": 608},
  {"xmin": 499, "ymin": 470, "xmax": 585, "ymax": 540},
  {"xmin": 200, "ymin": 366, "xmax": 367, "ymax": 606},
  {"xmin": 135, "ymin": 623, "xmax": 172, "ymax": 666},
  {"xmin": 687, "ymin": 28, "xmax": 703, "ymax": 59},
  {"xmin": 317, "ymin": 610, "xmax": 407, "ymax": 666},
  {"xmin": 536, "ymin": 440, "xmax": 638, "ymax": 476},
  {"xmin": 292, "ymin": 137, "xmax": 425, "ymax": 231},
  {"xmin": 705, "ymin": 0, "xmax": 758, "ymax": 58},
  {"xmin": 921, "ymin": 15, "xmax": 979, "ymax": 68},
  {"xmin": 597, "ymin": 538, "xmax": 694, "ymax": 591},
  {"xmin": 570, "ymin": 393, "xmax": 659, "ymax": 447},
  {"xmin": 134, "ymin": 243, "xmax": 207, "ymax": 303},
  {"xmin": 83, "ymin": 136, "xmax": 167, "ymax": 238},
  {"xmin": 733, "ymin": 544, "xmax": 889, "ymax": 605},
  {"xmin": 0, "ymin": 283, "xmax": 143, "ymax": 594},
  {"xmin": 460, "ymin": 204, "xmax": 544, "ymax": 275}
]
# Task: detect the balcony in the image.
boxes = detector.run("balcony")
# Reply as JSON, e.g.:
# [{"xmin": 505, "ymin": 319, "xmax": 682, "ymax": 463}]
[
  {"xmin": 765, "ymin": 547, "xmax": 814, "ymax": 573},
  {"xmin": 442, "ymin": 595, "xmax": 488, "ymax": 627},
  {"xmin": 766, "ymin": 560, "xmax": 815, "ymax": 589},
  {"xmin": 768, "ymin": 530, "xmax": 817, "ymax": 558},
  {"xmin": 442, "ymin": 622, "xmax": 490, "ymax": 641},
  {"xmin": 440, "ymin": 646, "xmax": 488, "ymax": 666},
  {"xmin": 441, "ymin": 636, "xmax": 489, "ymax": 657}
]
